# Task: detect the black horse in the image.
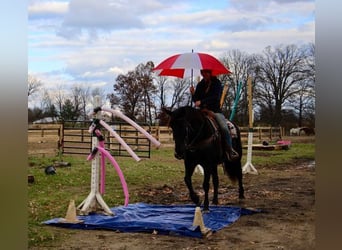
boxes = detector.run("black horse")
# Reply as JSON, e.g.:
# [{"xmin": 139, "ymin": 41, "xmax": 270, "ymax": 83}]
[{"xmin": 164, "ymin": 106, "xmax": 244, "ymax": 211}]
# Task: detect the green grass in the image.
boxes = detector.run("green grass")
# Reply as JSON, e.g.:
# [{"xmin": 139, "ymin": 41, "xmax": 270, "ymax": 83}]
[
  {"xmin": 28, "ymin": 142, "xmax": 315, "ymax": 247},
  {"xmin": 247, "ymin": 143, "xmax": 315, "ymax": 166}
]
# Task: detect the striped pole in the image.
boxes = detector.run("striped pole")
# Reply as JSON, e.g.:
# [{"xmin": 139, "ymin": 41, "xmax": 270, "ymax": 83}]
[{"xmin": 242, "ymin": 77, "xmax": 258, "ymax": 174}]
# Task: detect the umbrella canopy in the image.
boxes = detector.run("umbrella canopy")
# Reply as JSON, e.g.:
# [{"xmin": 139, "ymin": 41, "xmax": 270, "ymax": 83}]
[{"xmin": 153, "ymin": 52, "xmax": 231, "ymax": 78}]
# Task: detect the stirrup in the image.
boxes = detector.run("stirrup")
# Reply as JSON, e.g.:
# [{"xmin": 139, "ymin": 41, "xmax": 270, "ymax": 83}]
[{"xmin": 226, "ymin": 148, "xmax": 239, "ymax": 161}]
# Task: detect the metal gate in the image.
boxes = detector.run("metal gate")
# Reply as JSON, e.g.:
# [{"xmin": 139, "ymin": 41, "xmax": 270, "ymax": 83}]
[{"xmin": 62, "ymin": 120, "xmax": 152, "ymax": 158}]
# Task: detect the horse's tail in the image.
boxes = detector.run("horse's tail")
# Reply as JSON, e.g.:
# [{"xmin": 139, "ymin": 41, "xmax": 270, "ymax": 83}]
[
  {"xmin": 223, "ymin": 122, "xmax": 243, "ymax": 183},
  {"xmin": 223, "ymin": 160, "xmax": 242, "ymax": 183}
]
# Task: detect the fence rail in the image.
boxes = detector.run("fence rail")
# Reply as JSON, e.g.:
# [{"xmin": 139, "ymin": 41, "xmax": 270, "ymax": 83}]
[
  {"xmin": 151, "ymin": 126, "xmax": 284, "ymax": 145},
  {"xmin": 28, "ymin": 123, "xmax": 284, "ymax": 157}
]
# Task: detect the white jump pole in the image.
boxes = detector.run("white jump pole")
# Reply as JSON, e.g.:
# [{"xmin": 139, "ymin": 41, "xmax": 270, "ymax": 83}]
[
  {"xmin": 101, "ymin": 107, "xmax": 161, "ymax": 148},
  {"xmin": 78, "ymin": 96, "xmax": 113, "ymax": 215},
  {"xmin": 242, "ymin": 77, "xmax": 258, "ymax": 175}
]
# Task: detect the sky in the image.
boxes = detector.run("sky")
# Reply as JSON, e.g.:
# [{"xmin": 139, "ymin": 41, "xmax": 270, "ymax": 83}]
[{"xmin": 28, "ymin": 0, "xmax": 315, "ymax": 108}]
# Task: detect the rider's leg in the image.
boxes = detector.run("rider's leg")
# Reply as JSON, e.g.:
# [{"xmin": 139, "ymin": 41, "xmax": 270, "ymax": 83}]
[{"xmin": 214, "ymin": 113, "xmax": 239, "ymax": 161}]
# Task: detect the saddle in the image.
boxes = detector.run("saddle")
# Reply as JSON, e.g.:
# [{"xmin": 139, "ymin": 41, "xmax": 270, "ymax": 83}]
[{"xmin": 201, "ymin": 109, "xmax": 237, "ymax": 139}]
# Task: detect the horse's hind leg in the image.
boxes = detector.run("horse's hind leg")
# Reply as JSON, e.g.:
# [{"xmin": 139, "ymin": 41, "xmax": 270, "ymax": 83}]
[
  {"xmin": 237, "ymin": 164, "xmax": 245, "ymax": 199},
  {"xmin": 212, "ymin": 165, "xmax": 219, "ymax": 205}
]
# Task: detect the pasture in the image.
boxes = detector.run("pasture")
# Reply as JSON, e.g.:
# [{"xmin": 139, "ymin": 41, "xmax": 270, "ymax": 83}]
[{"xmin": 28, "ymin": 135, "xmax": 315, "ymax": 249}]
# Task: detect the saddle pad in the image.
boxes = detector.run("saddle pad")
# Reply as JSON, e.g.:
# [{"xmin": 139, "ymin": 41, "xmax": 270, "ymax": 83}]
[{"xmin": 227, "ymin": 120, "xmax": 238, "ymax": 138}]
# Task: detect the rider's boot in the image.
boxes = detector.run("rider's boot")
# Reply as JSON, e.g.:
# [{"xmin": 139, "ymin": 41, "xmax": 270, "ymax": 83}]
[{"xmin": 224, "ymin": 143, "xmax": 239, "ymax": 161}]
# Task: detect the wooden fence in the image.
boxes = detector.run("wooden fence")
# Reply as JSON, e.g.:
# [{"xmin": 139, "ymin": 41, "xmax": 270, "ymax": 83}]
[
  {"xmin": 62, "ymin": 122, "xmax": 152, "ymax": 158},
  {"xmin": 150, "ymin": 126, "xmax": 284, "ymax": 145},
  {"xmin": 28, "ymin": 124, "xmax": 63, "ymax": 156},
  {"xmin": 28, "ymin": 124, "xmax": 284, "ymax": 157}
]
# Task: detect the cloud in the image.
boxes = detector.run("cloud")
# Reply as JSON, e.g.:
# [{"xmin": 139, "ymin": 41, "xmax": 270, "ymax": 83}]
[
  {"xmin": 28, "ymin": 0, "xmax": 315, "ymax": 107},
  {"xmin": 28, "ymin": 1, "xmax": 69, "ymax": 19},
  {"xmin": 230, "ymin": 0, "xmax": 314, "ymax": 12},
  {"xmin": 56, "ymin": 0, "xmax": 147, "ymax": 39}
]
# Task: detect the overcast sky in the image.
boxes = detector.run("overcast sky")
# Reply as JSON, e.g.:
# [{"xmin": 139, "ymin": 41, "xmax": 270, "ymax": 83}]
[{"xmin": 28, "ymin": 0, "xmax": 315, "ymax": 107}]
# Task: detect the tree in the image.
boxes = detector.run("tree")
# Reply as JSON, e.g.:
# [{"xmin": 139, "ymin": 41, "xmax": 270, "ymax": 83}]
[
  {"xmin": 40, "ymin": 89, "xmax": 58, "ymax": 121},
  {"xmin": 135, "ymin": 61, "xmax": 157, "ymax": 124},
  {"xmin": 154, "ymin": 76, "xmax": 169, "ymax": 109},
  {"xmin": 109, "ymin": 71, "xmax": 143, "ymax": 120},
  {"xmin": 220, "ymin": 49, "xmax": 251, "ymax": 125},
  {"xmin": 154, "ymin": 76, "xmax": 192, "ymax": 125},
  {"xmin": 253, "ymin": 44, "xmax": 310, "ymax": 126},
  {"xmin": 108, "ymin": 61, "xmax": 157, "ymax": 123},
  {"xmin": 59, "ymin": 99, "xmax": 81, "ymax": 123},
  {"xmin": 71, "ymin": 85, "xmax": 90, "ymax": 121},
  {"xmin": 92, "ymin": 87, "xmax": 107, "ymax": 106},
  {"xmin": 28, "ymin": 107, "xmax": 44, "ymax": 123},
  {"xmin": 53, "ymin": 84, "xmax": 67, "ymax": 116},
  {"xmin": 169, "ymin": 78, "xmax": 191, "ymax": 109},
  {"xmin": 288, "ymin": 43, "xmax": 315, "ymax": 127},
  {"xmin": 28, "ymin": 74, "xmax": 42, "ymax": 97}
]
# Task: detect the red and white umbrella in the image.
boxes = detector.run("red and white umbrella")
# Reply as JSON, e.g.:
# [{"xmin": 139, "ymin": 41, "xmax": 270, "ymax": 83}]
[{"xmin": 153, "ymin": 52, "xmax": 231, "ymax": 79}]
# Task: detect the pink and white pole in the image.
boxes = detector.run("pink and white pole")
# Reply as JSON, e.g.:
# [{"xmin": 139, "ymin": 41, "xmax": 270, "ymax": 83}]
[
  {"xmin": 78, "ymin": 97, "xmax": 162, "ymax": 216},
  {"xmin": 78, "ymin": 96, "xmax": 113, "ymax": 215}
]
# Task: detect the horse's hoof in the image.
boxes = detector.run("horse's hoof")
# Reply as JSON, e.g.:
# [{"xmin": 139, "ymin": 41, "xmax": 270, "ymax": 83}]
[
  {"xmin": 191, "ymin": 195, "xmax": 201, "ymax": 206},
  {"xmin": 196, "ymin": 200, "xmax": 202, "ymax": 207},
  {"xmin": 203, "ymin": 208, "xmax": 210, "ymax": 213}
]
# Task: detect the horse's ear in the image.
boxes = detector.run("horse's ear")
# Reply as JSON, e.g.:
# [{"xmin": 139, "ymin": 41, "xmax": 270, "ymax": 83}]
[{"xmin": 162, "ymin": 107, "xmax": 172, "ymax": 116}]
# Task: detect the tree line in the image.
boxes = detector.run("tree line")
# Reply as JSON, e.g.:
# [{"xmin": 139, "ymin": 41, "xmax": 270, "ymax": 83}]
[{"xmin": 28, "ymin": 43, "xmax": 315, "ymax": 130}]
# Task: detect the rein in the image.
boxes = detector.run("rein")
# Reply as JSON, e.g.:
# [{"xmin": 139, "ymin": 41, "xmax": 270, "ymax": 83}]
[{"xmin": 184, "ymin": 116, "xmax": 219, "ymax": 151}]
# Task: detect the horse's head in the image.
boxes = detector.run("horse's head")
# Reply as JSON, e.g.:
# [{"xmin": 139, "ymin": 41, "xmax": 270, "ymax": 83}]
[{"xmin": 163, "ymin": 106, "xmax": 204, "ymax": 160}]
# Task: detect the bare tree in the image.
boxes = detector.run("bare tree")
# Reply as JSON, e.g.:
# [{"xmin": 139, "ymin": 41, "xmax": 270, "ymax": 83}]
[
  {"xmin": 40, "ymin": 89, "xmax": 52, "ymax": 110},
  {"xmin": 154, "ymin": 76, "xmax": 191, "ymax": 109},
  {"xmin": 92, "ymin": 87, "xmax": 107, "ymax": 106},
  {"xmin": 286, "ymin": 43, "xmax": 315, "ymax": 127},
  {"xmin": 71, "ymin": 84, "xmax": 90, "ymax": 120},
  {"xmin": 253, "ymin": 44, "xmax": 309, "ymax": 126},
  {"xmin": 220, "ymin": 49, "xmax": 251, "ymax": 124},
  {"xmin": 154, "ymin": 76, "xmax": 169, "ymax": 109},
  {"xmin": 40, "ymin": 89, "xmax": 58, "ymax": 121},
  {"xmin": 28, "ymin": 74, "xmax": 42, "ymax": 97},
  {"xmin": 168, "ymin": 78, "xmax": 192, "ymax": 109},
  {"xmin": 53, "ymin": 84, "xmax": 67, "ymax": 116}
]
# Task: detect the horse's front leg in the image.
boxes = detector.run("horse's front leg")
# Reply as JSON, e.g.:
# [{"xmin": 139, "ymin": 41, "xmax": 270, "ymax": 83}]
[
  {"xmin": 184, "ymin": 162, "xmax": 200, "ymax": 206},
  {"xmin": 202, "ymin": 168, "xmax": 211, "ymax": 212},
  {"xmin": 212, "ymin": 165, "xmax": 219, "ymax": 205}
]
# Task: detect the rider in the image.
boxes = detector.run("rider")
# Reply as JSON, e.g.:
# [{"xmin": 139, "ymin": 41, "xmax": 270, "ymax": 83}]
[{"xmin": 190, "ymin": 69, "xmax": 239, "ymax": 161}]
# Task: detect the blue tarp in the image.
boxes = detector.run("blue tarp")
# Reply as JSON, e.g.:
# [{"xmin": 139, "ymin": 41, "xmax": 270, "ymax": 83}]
[{"xmin": 44, "ymin": 203, "xmax": 259, "ymax": 238}]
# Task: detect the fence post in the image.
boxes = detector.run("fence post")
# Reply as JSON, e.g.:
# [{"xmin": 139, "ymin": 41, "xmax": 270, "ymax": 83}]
[{"xmin": 156, "ymin": 125, "xmax": 160, "ymax": 141}]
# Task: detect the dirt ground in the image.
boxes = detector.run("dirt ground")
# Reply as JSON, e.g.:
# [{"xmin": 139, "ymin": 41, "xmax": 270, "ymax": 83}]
[{"xmin": 34, "ymin": 156, "xmax": 315, "ymax": 250}]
